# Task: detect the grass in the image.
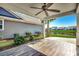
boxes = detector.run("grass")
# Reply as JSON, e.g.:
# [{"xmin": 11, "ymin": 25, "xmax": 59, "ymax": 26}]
[
  {"xmin": 52, "ymin": 30, "xmax": 76, "ymax": 33},
  {"xmin": 51, "ymin": 34, "xmax": 76, "ymax": 38},
  {"xmin": 47, "ymin": 30, "xmax": 76, "ymax": 38},
  {"xmin": 0, "ymin": 40, "xmax": 14, "ymax": 48}
]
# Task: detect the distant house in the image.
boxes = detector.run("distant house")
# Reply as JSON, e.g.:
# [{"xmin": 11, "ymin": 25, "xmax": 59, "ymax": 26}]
[
  {"xmin": 0, "ymin": 7, "xmax": 42, "ymax": 39},
  {"xmin": 50, "ymin": 27, "xmax": 57, "ymax": 30},
  {"xmin": 67, "ymin": 26, "xmax": 76, "ymax": 30},
  {"xmin": 50, "ymin": 26, "xmax": 76, "ymax": 30}
]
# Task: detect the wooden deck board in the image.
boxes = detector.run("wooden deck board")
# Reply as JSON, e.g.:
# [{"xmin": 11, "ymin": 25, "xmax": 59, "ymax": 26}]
[
  {"xmin": 0, "ymin": 44, "xmax": 46, "ymax": 56},
  {"xmin": 28, "ymin": 37, "xmax": 76, "ymax": 56}
]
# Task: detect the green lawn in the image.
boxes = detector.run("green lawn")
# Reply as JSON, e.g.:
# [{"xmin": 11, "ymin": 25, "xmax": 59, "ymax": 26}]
[
  {"xmin": 47, "ymin": 30, "xmax": 76, "ymax": 38},
  {"xmin": 0, "ymin": 40, "xmax": 14, "ymax": 48},
  {"xmin": 52, "ymin": 30, "xmax": 76, "ymax": 35},
  {"xmin": 51, "ymin": 34, "xmax": 76, "ymax": 38}
]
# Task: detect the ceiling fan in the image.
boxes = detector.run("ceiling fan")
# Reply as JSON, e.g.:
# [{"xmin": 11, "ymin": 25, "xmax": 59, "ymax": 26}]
[{"xmin": 30, "ymin": 3, "xmax": 60, "ymax": 16}]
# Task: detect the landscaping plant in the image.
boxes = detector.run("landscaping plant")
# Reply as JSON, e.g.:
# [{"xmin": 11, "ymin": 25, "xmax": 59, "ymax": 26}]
[{"xmin": 14, "ymin": 34, "xmax": 25, "ymax": 45}]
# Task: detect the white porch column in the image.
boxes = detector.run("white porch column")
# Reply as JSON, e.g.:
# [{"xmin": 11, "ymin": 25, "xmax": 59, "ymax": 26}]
[
  {"xmin": 42, "ymin": 20, "xmax": 46, "ymax": 38},
  {"xmin": 77, "ymin": 13, "xmax": 79, "ymax": 46},
  {"xmin": 47, "ymin": 19, "xmax": 50, "ymax": 36},
  {"xmin": 76, "ymin": 13, "xmax": 79, "ymax": 56}
]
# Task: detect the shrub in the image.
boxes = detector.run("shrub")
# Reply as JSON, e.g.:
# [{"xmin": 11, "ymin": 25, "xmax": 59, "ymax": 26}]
[
  {"xmin": 34, "ymin": 32, "xmax": 41, "ymax": 36},
  {"xmin": 25, "ymin": 32, "xmax": 43, "ymax": 41},
  {"xmin": 25, "ymin": 32, "xmax": 32, "ymax": 37},
  {"xmin": 13, "ymin": 34, "xmax": 25, "ymax": 45},
  {"xmin": 29, "ymin": 35, "xmax": 34, "ymax": 41},
  {"xmin": 14, "ymin": 33, "xmax": 19, "ymax": 39},
  {"xmin": 25, "ymin": 32, "xmax": 35, "ymax": 41},
  {"xmin": 33, "ymin": 34, "xmax": 43, "ymax": 40}
]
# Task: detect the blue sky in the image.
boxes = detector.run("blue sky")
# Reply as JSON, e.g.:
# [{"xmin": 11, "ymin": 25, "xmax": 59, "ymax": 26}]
[{"xmin": 49, "ymin": 15, "xmax": 77, "ymax": 27}]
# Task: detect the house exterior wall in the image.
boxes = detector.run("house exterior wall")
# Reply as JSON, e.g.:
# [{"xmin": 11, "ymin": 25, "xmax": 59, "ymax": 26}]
[{"xmin": 2, "ymin": 21, "xmax": 42, "ymax": 39}]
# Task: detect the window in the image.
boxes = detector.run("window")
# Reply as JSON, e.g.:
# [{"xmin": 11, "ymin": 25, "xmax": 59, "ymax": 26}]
[
  {"xmin": 0, "ymin": 21, "xmax": 2, "ymax": 29},
  {"xmin": 0, "ymin": 19, "xmax": 4, "ymax": 31}
]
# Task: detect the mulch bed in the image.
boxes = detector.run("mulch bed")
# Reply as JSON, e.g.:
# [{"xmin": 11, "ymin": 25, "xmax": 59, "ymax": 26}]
[{"xmin": 0, "ymin": 38, "xmax": 14, "ymax": 41}]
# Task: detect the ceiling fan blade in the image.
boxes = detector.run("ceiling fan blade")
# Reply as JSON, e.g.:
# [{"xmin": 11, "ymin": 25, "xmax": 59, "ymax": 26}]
[
  {"xmin": 30, "ymin": 7, "xmax": 41, "ymax": 9},
  {"xmin": 35, "ymin": 10, "xmax": 43, "ymax": 15},
  {"xmin": 44, "ymin": 10, "xmax": 49, "ymax": 16},
  {"xmin": 46, "ymin": 9, "xmax": 60, "ymax": 12},
  {"xmin": 46, "ymin": 3, "xmax": 53, "ymax": 8}
]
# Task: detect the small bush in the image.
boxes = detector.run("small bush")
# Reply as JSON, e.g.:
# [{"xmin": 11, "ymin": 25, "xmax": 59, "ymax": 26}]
[
  {"xmin": 25, "ymin": 32, "xmax": 34, "ymax": 41},
  {"xmin": 14, "ymin": 33, "xmax": 19, "ymax": 38},
  {"xmin": 29, "ymin": 35, "xmax": 34, "ymax": 41},
  {"xmin": 25, "ymin": 32, "xmax": 32, "ymax": 37},
  {"xmin": 34, "ymin": 32, "xmax": 41, "ymax": 36},
  {"xmin": 33, "ymin": 34, "xmax": 43, "ymax": 40},
  {"xmin": 13, "ymin": 34, "xmax": 25, "ymax": 45}
]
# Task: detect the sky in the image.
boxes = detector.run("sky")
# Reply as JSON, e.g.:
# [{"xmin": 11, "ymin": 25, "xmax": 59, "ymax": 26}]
[{"xmin": 48, "ymin": 14, "xmax": 77, "ymax": 28}]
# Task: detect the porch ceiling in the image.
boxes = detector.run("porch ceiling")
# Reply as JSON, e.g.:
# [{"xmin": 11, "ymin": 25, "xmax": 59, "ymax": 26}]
[{"xmin": 0, "ymin": 3, "xmax": 78, "ymax": 20}]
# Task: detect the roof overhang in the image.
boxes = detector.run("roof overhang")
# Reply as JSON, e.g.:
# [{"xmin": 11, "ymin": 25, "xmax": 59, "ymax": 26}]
[
  {"xmin": 0, "ymin": 3, "xmax": 78, "ymax": 21},
  {"xmin": 0, "ymin": 16, "xmax": 42, "ymax": 25},
  {"xmin": 44, "ymin": 9, "xmax": 76, "ymax": 20}
]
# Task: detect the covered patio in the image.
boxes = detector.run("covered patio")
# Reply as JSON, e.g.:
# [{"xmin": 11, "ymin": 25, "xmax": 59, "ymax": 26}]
[
  {"xmin": 0, "ymin": 3, "xmax": 78, "ymax": 38},
  {"xmin": 0, "ymin": 3, "xmax": 78, "ymax": 56}
]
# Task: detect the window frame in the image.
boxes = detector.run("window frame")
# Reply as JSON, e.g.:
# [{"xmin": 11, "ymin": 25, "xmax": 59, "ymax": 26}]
[{"xmin": 0, "ymin": 19, "xmax": 4, "ymax": 31}]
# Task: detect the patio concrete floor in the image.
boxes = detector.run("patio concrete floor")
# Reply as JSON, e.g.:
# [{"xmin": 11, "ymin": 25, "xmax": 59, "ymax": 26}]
[{"xmin": 0, "ymin": 37, "xmax": 76, "ymax": 56}]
